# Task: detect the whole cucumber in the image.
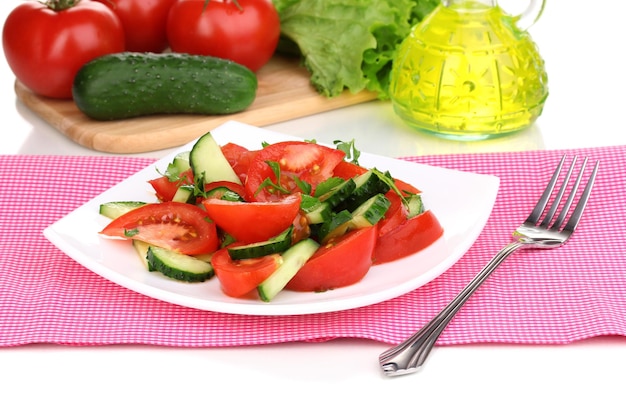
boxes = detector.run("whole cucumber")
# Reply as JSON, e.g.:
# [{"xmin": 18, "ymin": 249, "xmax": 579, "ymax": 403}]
[{"xmin": 72, "ymin": 52, "xmax": 258, "ymax": 121}]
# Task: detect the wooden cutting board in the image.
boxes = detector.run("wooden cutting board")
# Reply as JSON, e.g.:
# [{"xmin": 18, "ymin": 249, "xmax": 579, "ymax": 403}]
[{"xmin": 15, "ymin": 55, "xmax": 377, "ymax": 154}]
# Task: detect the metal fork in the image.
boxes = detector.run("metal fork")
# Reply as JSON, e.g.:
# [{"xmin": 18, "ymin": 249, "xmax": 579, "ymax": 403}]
[{"xmin": 379, "ymin": 155, "xmax": 599, "ymax": 377}]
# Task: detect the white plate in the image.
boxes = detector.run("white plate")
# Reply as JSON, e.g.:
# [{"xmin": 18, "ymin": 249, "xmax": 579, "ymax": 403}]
[{"xmin": 44, "ymin": 121, "xmax": 499, "ymax": 316}]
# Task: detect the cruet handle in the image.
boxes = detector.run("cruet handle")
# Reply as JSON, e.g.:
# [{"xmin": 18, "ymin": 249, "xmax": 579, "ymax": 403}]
[{"xmin": 499, "ymin": 0, "xmax": 546, "ymax": 31}]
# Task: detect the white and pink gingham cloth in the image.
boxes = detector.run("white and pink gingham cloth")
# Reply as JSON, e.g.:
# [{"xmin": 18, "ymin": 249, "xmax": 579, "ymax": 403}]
[{"xmin": 1, "ymin": 146, "xmax": 625, "ymax": 347}]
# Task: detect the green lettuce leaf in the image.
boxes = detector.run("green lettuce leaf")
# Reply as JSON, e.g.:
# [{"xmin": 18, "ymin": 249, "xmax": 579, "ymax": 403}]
[{"xmin": 273, "ymin": 0, "xmax": 438, "ymax": 98}]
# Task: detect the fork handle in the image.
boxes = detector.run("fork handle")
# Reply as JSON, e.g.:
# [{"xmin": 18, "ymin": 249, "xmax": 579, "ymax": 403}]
[{"xmin": 379, "ymin": 242, "xmax": 525, "ymax": 376}]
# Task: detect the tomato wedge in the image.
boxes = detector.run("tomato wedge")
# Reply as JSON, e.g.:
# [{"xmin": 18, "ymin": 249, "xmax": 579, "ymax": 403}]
[
  {"xmin": 286, "ymin": 226, "xmax": 378, "ymax": 292},
  {"xmin": 244, "ymin": 141, "xmax": 345, "ymax": 201},
  {"xmin": 148, "ymin": 169, "xmax": 194, "ymax": 202},
  {"xmin": 211, "ymin": 248, "xmax": 281, "ymax": 298},
  {"xmin": 100, "ymin": 202, "xmax": 218, "ymax": 255},
  {"xmin": 373, "ymin": 210, "xmax": 443, "ymax": 264},
  {"xmin": 202, "ymin": 193, "xmax": 302, "ymax": 243},
  {"xmin": 377, "ymin": 191, "xmax": 408, "ymax": 236},
  {"xmin": 332, "ymin": 160, "xmax": 367, "ymax": 180},
  {"xmin": 220, "ymin": 142, "xmax": 257, "ymax": 184}
]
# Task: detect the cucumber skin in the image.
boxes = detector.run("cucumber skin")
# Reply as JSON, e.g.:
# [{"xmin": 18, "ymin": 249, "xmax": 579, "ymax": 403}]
[
  {"xmin": 73, "ymin": 52, "xmax": 258, "ymax": 121},
  {"xmin": 146, "ymin": 246, "xmax": 214, "ymax": 283},
  {"xmin": 99, "ymin": 201, "xmax": 147, "ymax": 219}
]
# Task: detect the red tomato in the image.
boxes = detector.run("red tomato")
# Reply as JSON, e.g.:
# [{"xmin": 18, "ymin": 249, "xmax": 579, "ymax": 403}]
[
  {"xmin": 394, "ymin": 178, "xmax": 421, "ymax": 195},
  {"xmin": 221, "ymin": 143, "xmax": 257, "ymax": 184},
  {"xmin": 333, "ymin": 160, "xmax": 367, "ymax": 180},
  {"xmin": 100, "ymin": 202, "xmax": 218, "ymax": 255},
  {"xmin": 373, "ymin": 210, "xmax": 444, "ymax": 264},
  {"xmin": 2, "ymin": 1, "xmax": 125, "ymax": 99},
  {"xmin": 94, "ymin": 0, "xmax": 177, "ymax": 52},
  {"xmin": 377, "ymin": 191, "xmax": 408, "ymax": 236},
  {"xmin": 166, "ymin": 0, "xmax": 281, "ymax": 71},
  {"xmin": 244, "ymin": 141, "xmax": 345, "ymax": 201},
  {"xmin": 202, "ymin": 193, "xmax": 302, "ymax": 243},
  {"xmin": 286, "ymin": 226, "xmax": 378, "ymax": 292},
  {"xmin": 148, "ymin": 169, "xmax": 194, "ymax": 202},
  {"xmin": 211, "ymin": 248, "xmax": 281, "ymax": 298}
]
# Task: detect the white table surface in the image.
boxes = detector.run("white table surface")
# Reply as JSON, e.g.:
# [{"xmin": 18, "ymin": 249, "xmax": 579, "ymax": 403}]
[{"xmin": 1, "ymin": 1, "xmax": 624, "ymax": 416}]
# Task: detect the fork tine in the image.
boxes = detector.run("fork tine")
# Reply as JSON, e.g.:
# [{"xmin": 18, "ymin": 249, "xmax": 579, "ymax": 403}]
[
  {"xmin": 540, "ymin": 156, "xmax": 578, "ymax": 228},
  {"xmin": 525, "ymin": 155, "xmax": 566, "ymax": 225},
  {"xmin": 560, "ymin": 159, "xmax": 599, "ymax": 233},
  {"xmin": 551, "ymin": 157, "xmax": 587, "ymax": 230}
]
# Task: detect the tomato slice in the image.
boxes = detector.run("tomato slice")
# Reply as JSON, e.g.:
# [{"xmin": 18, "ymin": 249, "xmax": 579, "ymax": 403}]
[
  {"xmin": 244, "ymin": 141, "xmax": 345, "ymax": 201},
  {"xmin": 377, "ymin": 191, "xmax": 408, "ymax": 236},
  {"xmin": 100, "ymin": 202, "xmax": 218, "ymax": 255},
  {"xmin": 221, "ymin": 142, "xmax": 257, "ymax": 184},
  {"xmin": 148, "ymin": 169, "xmax": 194, "ymax": 202},
  {"xmin": 332, "ymin": 160, "xmax": 368, "ymax": 180},
  {"xmin": 286, "ymin": 226, "xmax": 378, "ymax": 292},
  {"xmin": 394, "ymin": 178, "xmax": 421, "ymax": 195},
  {"xmin": 373, "ymin": 210, "xmax": 444, "ymax": 264},
  {"xmin": 202, "ymin": 193, "xmax": 302, "ymax": 243},
  {"xmin": 211, "ymin": 248, "xmax": 281, "ymax": 298}
]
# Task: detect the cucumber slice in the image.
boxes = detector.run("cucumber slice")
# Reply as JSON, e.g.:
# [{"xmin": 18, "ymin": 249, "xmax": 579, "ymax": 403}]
[
  {"xmin": 99, "ymin": 201, "xmax": 147, "ymax": 219},
  {"xmin": 171, "ymin": 185, "xmax": 196, "ymax": 203},
  {"xmin": 318, "ymin": 178, "xmax": 356, "ymax": 208},
  {"xmin": 190, "ymin": 131, "xmax": 242, "ymax": 188},
  {"xmin": 406, "ymin": 193, "xmax": 424, "ymax": 218},
  {"xmin": 227, "ymin": 227, "xmax": 293, "ymax": 260},
  {"xmin": 300, "ymin": 195, "xmax": 332, "ymax": 224},
  {"xmin": 193, "ymin": 252, "xmax": 214, "ymax": 263},
  {"xmin": 132, "ymin": 239, "xmax": 151, "ymax": 269},
  {"xmin": 257, "ymin": 239, "xmax": 319, "ymax": 302},
  {"xmin": 166, "ymin": 151, "xmax": 191, "ymax": 178},
  {"xmin": 349, "ymin": 193, "xmax": 391, "ymax": 228},
  {"xmin": 146, "ymin": 246, "xmax": 214, "ymax": 283},
  {"xmin": 205, "ymin": 186, "xmax": 244, "ymax": 201},
  {"xmin": 316, "ymin": 209, "xmax": 353, "ymax": 243},
  {"xmin": 342, "ymin": 170, "xmax": 391, "ymax": 211}
]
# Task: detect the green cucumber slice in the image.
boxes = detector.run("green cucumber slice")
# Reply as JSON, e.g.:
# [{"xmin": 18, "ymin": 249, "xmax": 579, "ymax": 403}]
[
  {"xmin": 132, "ymin": 240, "xmax": 151, "ymax": 269},
  {"xmin": 406, "ymin": 193, "xmax": 424, "ymax": 218},
  {"xmin": 166, "ymin": 151, "xmax": 191, "ymax": 178},
  {"xmin": 317, "ymin": 178, "xmax": 356, "ymax": 208},
  {"xmin": 316, "ymin": 210, "xmax": 353, "ymax": 243},
  {"xmin": 205, "ymin": 186, "xmax": 244, "ymax": 201},
  {"xmin": 257, "ymin": 239, "xmax": 319, "ymax": 302},
  {"xmin": 99, "ymin": 201, "xmax": 147, "ymax": 219},
  {"xmin": 227, "ymin": 227, "xmax": 293, "ymax": 260},
  {"xmin": 300, "ymin": 195, "xmax": 332, "ymax": 224},
  {"xmin": 171, "ymin": 185, "xmax": 196, "ymax": 203},
  {"xmin": 146, "ymin": 246, "xmax": 214, "ymax": 283},
  {"xmin": 190, "ymin": 131, "xmax": 242, "ymax": 188},
  {"xmin": 349, "ymin": 193, "xmax": 391, "ymax": 228},
  {"xmin": 342, "ymin": 170, "xmax": 391, "ymax": 211}
]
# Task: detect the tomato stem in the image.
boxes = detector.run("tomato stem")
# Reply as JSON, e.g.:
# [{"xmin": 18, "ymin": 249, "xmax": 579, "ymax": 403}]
[{"xmin": 44, "ymin": 0, "xmax": 82, "ymax": 11}]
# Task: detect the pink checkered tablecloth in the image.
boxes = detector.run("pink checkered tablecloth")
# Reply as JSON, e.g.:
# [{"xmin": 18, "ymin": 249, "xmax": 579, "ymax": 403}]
[{"xmin": 1, "ymin": 145, "xmax": 625, "ymax": 347}]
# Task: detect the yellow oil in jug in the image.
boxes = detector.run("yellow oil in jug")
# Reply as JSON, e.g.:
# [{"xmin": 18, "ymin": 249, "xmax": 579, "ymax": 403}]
[{"xmin": 389, "ymin": 2, "xmax": 548, "ymax": 139}]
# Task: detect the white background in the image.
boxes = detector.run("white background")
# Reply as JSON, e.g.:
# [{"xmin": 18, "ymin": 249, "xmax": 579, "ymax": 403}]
[{"xmin": 1, "ymin": 1, "xmax": 625, "ymax": 416}]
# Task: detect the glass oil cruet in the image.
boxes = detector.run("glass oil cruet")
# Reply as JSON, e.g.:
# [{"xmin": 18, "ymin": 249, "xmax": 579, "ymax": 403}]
[{"xmin": 389, "ymin": 0, "xmax": 548, "ymax": 140}]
